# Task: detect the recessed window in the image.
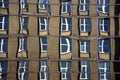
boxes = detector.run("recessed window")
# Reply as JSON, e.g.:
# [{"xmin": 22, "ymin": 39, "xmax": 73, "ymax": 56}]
[
  {"xmin": 80, "ymin": 61, "xmax": 90, "ymax": 79},
  {"xmin": 39, "ymin": 17, "xmax": 48, "ymax": 31},
  {"xmin": 61, "ymin": 18, "xmax": 72, "ymax": 32},
  {"xmin": 18, "ymin": 37, "xmax": 27, "ymax": 52},
  {"xmin": 61, "ymin": 1, "xmax": 70, "ymax": 13},
  {"xmin": 20, "ymin": 0, "xmax": 28, "ymax": 9},
  {"xmin": 99, "ymin": 18, "xmax": 110, "ymax": 32},
  {"xmin": 38, "ymin": 0, "xmax": 48, "ymax": 9},
  {"xmin": 0, "ymin": 38, "xmax": 8, "ymax": 53},
  {"xmin": 0, "ymin": 61, "xmax": 7, "ymax": 79},
  {"xmin": 40, "ymin": 37, "xmax": 47, "ymax": 52},
  {"xmin": 99, "ymin": 39, "xmax": 110, "ymax": 53},
  {"xmin": 97, "ymin": 0, "xmax": 109, "ymax": 14},
  {"xmin": 79, "ymin": 0, "xmax": 89, "ymax": 11},
  {"xmin": 0, "ymin": 0, "xmax": 8, "ymax": 8},
  {"xmin": 60, "ymin": 61, "xmax": 71, "ymax": 80},
  {"xmin": 80, "ymin": 41, "xmax": 90, "ymax": 53},
  {"xmin": 20, "ymin": 17, "xmax": 28, "ymax": 30},
  {"xmin": 99, "ymin": 61, "xmax": 110, "ymax": 80},
  {"xmin": 40, "ymin": 60, "xmax": 48, "ymax": 80},
  {"xmin": 60, "ymin": 37, "xmax": 72, "ymax": 54},
  {"xmin": 18, "ymin": 61, "xmax": 29, "ymax": 80},
  {"xmin": 0, "ymin": 16, "xmax": 9, "ymax": 31},
  {"xmin": 79, "ymin": 18, "xmax": 91, "ymax": 32}
]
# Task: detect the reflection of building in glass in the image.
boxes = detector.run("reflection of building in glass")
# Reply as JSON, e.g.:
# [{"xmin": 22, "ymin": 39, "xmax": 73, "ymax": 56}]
[{"xmin": 0, "ymin": 0, "xmax": 120, "ymax": 80}]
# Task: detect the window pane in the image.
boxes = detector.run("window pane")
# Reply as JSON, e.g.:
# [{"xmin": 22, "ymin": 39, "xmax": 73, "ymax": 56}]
[
  {"xmin": 99, "ymin": 62, "xmax": 110, "ymax": 80},
  {"xmin": 0, "ymin": 16, "xmax": 9, "ymax": 30},
  {"xmin": 3, "ymin": 38, "xmax": 8, "ymax": 52},
  {"xmin": 23, "ymin": 17, "xmax": 28, "ymax": 30},
  {"xmin": 0, "ymin": 61, "xmax": 7, "ymax": 79},
  {"xmin": 62, "ymin": 46, "xmax": 68, "ymax": 53},
  {"xmin": 80, "ymin": 61, "xmax": 90, "ymax": 79}
]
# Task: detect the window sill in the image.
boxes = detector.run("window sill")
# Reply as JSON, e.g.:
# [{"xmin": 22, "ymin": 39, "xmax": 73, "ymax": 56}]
[
  {"xmin": 39, "ymin": 31, "xmax": 47, "ymax": 36},
  {"xmin": 17, "ymin": 51, "xmax": 27, "ymax": 58},
  {"xmin": 80, "ymin": 32, "xmax": 89, "ymax": 36},
  {"xmin": 100, "ymin": 32, "xmax": 109, "ymax": 36},
  {"xmin": 60, "ymin": 52, "xmax": 72, "ymax": 60},
  {"xmin": 80, "ymin": 52, "xmax": 90, "ymax": 58},
  {"xmin": 97, "ymin": 12, "xmax": 109, "ymax": 16},
  {"xmin": 41, "ymin": 52, "xmax": 47, "ymax": 58},
  {"xmin": 61, "ymin": 13, "xmax": 70, "ymax": 16},
  {"xmin": 20, "ymin": 29, "xmax": 28, "ymax": 34},
  {"xmin": 0, "ymin": 8, "xmax": 8, "ymax": 14},
  {"xmin": 99, "ymin": 53, "xmax": 110, "ymax": 60},
  {"xmin": 38, "ymin": 9, "xmax": 48, "ymax": 13},
  {"xmin": 0, "ymin": 30, "xmax": 7, "ymax": 34},
  {"xmin": 61, "ymin": 31, "xmax": 71, "ymax": 36},
  {"xmin": 79, "ymin": 11, "xmax": 89, "ymax": 15},
  {"xmin": 61, "ymin": 0, "xmax": 70, "ymax": 1},
  {"xmin": 0, "ymin": 52, "xmax": 7, "ymax": 57}
]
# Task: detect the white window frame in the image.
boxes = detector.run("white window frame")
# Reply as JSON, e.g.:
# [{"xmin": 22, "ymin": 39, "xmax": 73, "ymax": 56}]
[
  {"xmin": 80, "ymin": 61, "xmax": 88, "ymax": 79},
  {"xmin": 40, "ymin": 61, "xmax": 47, "ymax": 80},
  {"xmin": 60, "ymin": 62, "xmax": 69, "ymax": 80},
  {"xmin": 79, "ymin": 0, "xmax": 88, "ymax": 11},
  {"xmin": 39, "ymin": 18, "xmax": 47, "ymax": 31},
  {"xmin": 0, "ymin": 39, "xmax": 4, "ymax": 52},
  {"xmin": 80, "ymin": 18, "xmax": 90, "ymax": 32},
  {"xmin": 98, "ymin": 0, "xmax": 109, "ymax": 13},
  {"xmin": 0, "ymin": 62, "xmax": 2, "ymax": 79},
  {"xmin": 20, "ymin": 0, "xmax": 27, "ymax": 9},
  {"xmin": 60, "ymin": 38, "xmax": 71, "ymax": 54},
  {"xmin": 38, "ymin": 0, "xmax": 48, "ymax": 9},
  {"xmin": 18, "ymin": 38, "xmax": 26, "ymax": 52},
  {"xmin": 0, "ymin": 16, "xmax": 5, "ymax": 30},
  {"xmin": 100, "ymin": 18, "xmax": 109, "ymax": 32},
  {"xmin": 61, "ymin": 18, "xmax": 70, "ymax": 31},
  {"xmin": 99, "ymin": 40, "xmax": 110, "ymax": 53},
  {"xmin": 80, "ymin": 41, "xmax": 89, "ymax": 53},
  {"xmin": 99, "ymin": 62, "xmax": 108, "ymax": 80},
  {"xmin": 0, "ymin": 0, "xmax": 5, "ymax": 8},
  {"xmin": 18, "ymin": 61, "xmax": 28, "ymax": 80},
  {"xmin": 20, "ymin": 17, "xmax": 25, "ymax": 30},
  {"xmin": 40, "ymin": 37, "xmax": 47, "ymax": 52},
  {"xmin": 61, "ymin": 2, "xmax": 70, "ymax": 13}
]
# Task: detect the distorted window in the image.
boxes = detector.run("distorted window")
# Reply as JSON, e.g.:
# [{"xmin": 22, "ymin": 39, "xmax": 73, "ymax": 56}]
[
  {"xmin": 18, "ymin": 37, "xmax": 27, "ymax": 52},
  {"xmin": 99, "ymin": 18, "xmax": 110, "ymax": 32},
  {"xmin": 97, "ymin": 0, "xmax": 109, "ymax": 13},
  {"xmin": 61, "ymin": 18, "xmax": 72, "ymax": 32},
  {"xmin": 40, "ymin": 37, "xmax": 47, "ymax": 52},
  {"xmin": 80, "ymin": 61, "xmax": 90, "ymax": 79},
  {"xmin": 60, "ymin": 37, "xmax": 72, "ymax": 54},
  {"xmin": 60, "ymin": 61, "xmax": 71, "ymax": 80},
  {"xmin": 80, "ymin": 41, "xmax": 90, "ymax": 53},
  {"xmin": 99, "ymin": 62, "xmax": 110, "ymax": 80},
  {"xmin": 79, "ymin": 18, "xmax": 91, "ymax": 32},
  {"xmin": 38, "ymin": 0, "xmax": 48, "ymax": 9},
  {"xmin": 99, "ymin": 39, "xmax": 110, "ymax": 53},
  {"xmin": 0, "ymin": 38, "xmax": 8, "ymax": 53},
  {"xmin": 40, "ymin": 60, "xmax": 48, "ymax": 80},
  {"xmin": 61, "ymin": 1, "xmax": 70, "ymax": 13},
  {"xmin": 20, "ymin": 0, "xmax": 28, "ymax": 9},
  {"xmin": 39, "ymin": 17, "xmax": 48, "ymax": 31},
  {"xmin": 18, "ymin": 61, "xmax": 29, "ymax": 80},
  {"xmin": 0, "ymin": 16, "xmax": 9, "ymax": 31},
  {"xmin": 79, "ymin": 0, "xmax": 89, "ymax": 11},
  {"xmin": 20, "ymin": 17, "xmax": 28, "ymax": 30},
  {"xmin": 0, "ymin": 0, "xmax": 8, "ymax": 8},
  {"xmin": 0, "ymin": 61, "xmax": 7, "ymax": 79}
]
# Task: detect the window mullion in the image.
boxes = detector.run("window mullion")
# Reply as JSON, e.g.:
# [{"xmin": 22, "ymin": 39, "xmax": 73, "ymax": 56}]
[
  {"xmin": 1, "ymin": 39, "xmax": 4, "ymax": 52},
  {"xmin": 2, "ymin": 17, "xmax": 5, "ymax": 30}
]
